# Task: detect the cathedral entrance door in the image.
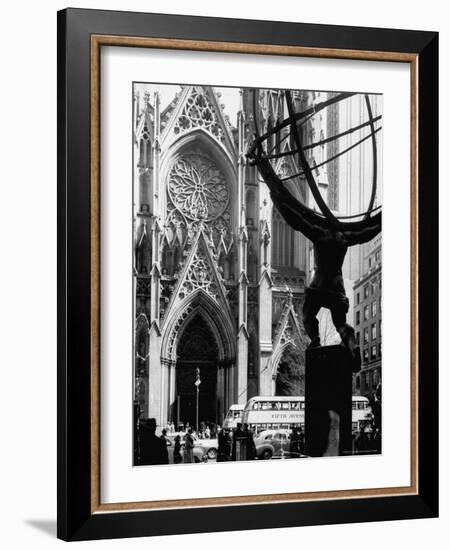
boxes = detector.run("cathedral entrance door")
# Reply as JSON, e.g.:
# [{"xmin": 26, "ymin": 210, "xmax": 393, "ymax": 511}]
[{"xmin": 175, "ymin": 314, "xmax": 219, "ymax": 428}]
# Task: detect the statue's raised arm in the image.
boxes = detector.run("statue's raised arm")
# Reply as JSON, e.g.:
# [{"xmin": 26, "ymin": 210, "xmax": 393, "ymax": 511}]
[
  {"xmin": 343, "ymin": 212, "xmax": 382, "ymax": 246},
  {"xmin": 249, "ymin": 147, "xmax": 325, "ymax": 243}
]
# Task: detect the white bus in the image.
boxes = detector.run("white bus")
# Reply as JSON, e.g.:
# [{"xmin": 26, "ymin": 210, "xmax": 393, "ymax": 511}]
[
  {"xmin": 242, "ymin": 395, "xmax": 372, "ymax": 434},
  {"xmin": 241, "ymin": 396, "xmax": 305, "ymax": 434},
  {"xmin": 223, "ymin": 404, "xmax": 245, "ymax": 430}
]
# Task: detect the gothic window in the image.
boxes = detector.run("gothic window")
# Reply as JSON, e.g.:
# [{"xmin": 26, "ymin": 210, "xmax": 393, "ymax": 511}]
[
  {"xmin": 138, "ymin": 123, "xmax": 152, "ymax": 168},
  {"xmin": 180, "ymin": 246, "xmax": 220, "ymax": 301},
  {"xmin": 168, "ymin": 153, "xmax": 229, "ymax": 222},
  {"xmin": 161, "ymin": 239, "xmax": 182, "ymax": 278},
  {"xmin": 271, "ymin": 208, "xmax": 295, "ymax": 267},
  {"xmin": 136, "ymin": 230, "xmax": 151, "ymax": 274},
  {"xmin": 173, "ymin": 88, "xmax": 225, "ymax": 142},
  {"xmin": 245, "ymin": 189, "xmax": 256, "ymax": 226}
]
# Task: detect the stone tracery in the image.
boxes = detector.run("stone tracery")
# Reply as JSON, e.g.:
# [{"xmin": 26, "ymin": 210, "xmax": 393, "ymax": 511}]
[
  {"xmin": 173, "ymin": 87, "xmax": 226, "ymax": 143},
  {"xmin": 168, "ymin": 153, "xmax": 229, "ymax": 222}
]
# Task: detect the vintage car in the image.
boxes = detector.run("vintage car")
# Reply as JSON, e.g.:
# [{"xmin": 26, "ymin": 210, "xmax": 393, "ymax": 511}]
[
  {"xmin": 192, "ymin": 436, "xmax": 219, "ymax": 460},
  {"xmin": 255, "ymin": 429, "xmax": 307, "ymax": 460}
]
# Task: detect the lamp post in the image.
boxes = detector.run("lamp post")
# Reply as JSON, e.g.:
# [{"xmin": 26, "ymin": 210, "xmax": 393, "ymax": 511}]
[{"xmin": 194, "ymin": 367, "xmax": 201, "ymax": 431}]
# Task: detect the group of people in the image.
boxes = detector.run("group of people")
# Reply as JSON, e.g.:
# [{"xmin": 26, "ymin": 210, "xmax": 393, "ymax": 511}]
[
  {"xmin": 289, "ymin": 426, "xmax": 306, "ymax": 457},
  {"xmin": 136, "ymin": 418, "xmax": 169, "ymax": 465},
  {"xmin": 217, "ymin": 423, "xmax": 256, "ymax": 462},
  {"xmin": 170, "ymin": 428, "xmax": 197, "ymax": 464},
  {"xmin": 136, "ymin": 420, "xmax": 199, "ymax": 465},
  {"xmin": 354, "ymin": 426, "xmax": 381, "ymax": 453},
  {"xmin": 162, "ymin": 420, "xmax": 219, "ymax": 440}
]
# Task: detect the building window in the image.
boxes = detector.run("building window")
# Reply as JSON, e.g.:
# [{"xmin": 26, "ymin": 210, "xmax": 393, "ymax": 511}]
[
  {"xmin": 363, "ymin": 328, "xmax": 369, "ymax": 343},
  {"xmin": 375, "ymin": 250, "xmax": 381, "ymax": 263},
  {"xmin": 364, "ymin": 306, "xmax": 369, "ymax": 321},
  {"xmin": 371, "ymin": 300, "xmax": 377, "ymax": 318},
  {"xmin": 356, "ymin": 292, "xmax": 360, "ymax": 305},
  {"xmin": 379, "ymin": 320, "xmax": 382, "ymax": 337},
  {"xmin": 356, "ymin": 376, "xmax": 360, "ymax": 390},
  {"xmin": 363, "ymin": 348, "xmax": 369, "ymax": 363},
  {"xmin": 272, "ymin": 207, "xmax": 295, "ymax": 267},
  {"xmin": 371, "ymin": 323, "xmax": 377, "ymax": 340},
  {"xmin": 374, "ymin": 369, "xmax": 380, "ymax": 386},
  {"xmin": 364, "ymin": 285, "xmax": 369, "ymax": 299},
  {"xmin": 356, "ymin": 332, "xmax": 360, "ymax": 345},
  {"xmin": 356, "ymin": 311, "xmax": 360, "ymax": 325},
  {"xmin": 371, "ymin": 345, "xmax": 377, "ymax": 359},
  {"xmin": 369, "ymin": 258, "xmax": 372, "ymax": 268},
  {"xmin": 378, "ymin": 343, "xmax": 382, "ymax": 357},
  {"xmin": 364, "ymin": 372, "xmax": 370, "ymax": 388}
]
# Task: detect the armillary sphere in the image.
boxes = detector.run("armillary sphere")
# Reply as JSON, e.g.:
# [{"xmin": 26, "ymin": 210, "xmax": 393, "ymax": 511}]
[{"xmin": 247, "ymin": 90, "xmax": 382, "ymax": 232}]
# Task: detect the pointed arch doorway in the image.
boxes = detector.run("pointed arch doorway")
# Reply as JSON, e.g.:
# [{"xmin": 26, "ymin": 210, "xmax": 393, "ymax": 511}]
[
  {"xmin": 175, "ymin": 313, "xmax": 219, "ymax": 428},
  {"xmin": 275, "ymin": 345, "xmax": 305, "ymax": 396}
]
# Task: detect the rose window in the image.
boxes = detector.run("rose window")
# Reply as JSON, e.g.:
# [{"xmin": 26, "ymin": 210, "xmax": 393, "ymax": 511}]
[{"xmin": 168, "ymin": 154, "xmax": 229, "ymax": 221}]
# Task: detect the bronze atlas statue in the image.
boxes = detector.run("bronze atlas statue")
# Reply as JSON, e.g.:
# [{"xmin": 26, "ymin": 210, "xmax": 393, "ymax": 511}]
[{"xmin": 247, "ymin": 90, "xmax": 382, "ymax": 372}]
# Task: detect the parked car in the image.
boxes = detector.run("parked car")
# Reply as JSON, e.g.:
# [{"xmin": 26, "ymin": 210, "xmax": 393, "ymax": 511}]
[
  {"xmin": 192, "ymin": 436, "xmax": 218, "ymax": 460},
  {"xmin": 255, "ymin": 429, "xmax": 308, "ymax": 460}
]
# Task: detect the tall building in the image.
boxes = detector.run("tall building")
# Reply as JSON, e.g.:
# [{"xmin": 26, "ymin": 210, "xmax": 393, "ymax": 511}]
[
  {"xmin": 133, "ymin": 86, "xmax": 311, "ymax": 428},
  {"xmin": 353, "ymin": 235, "xmax": 382, "ymax": 398},
  {"xmin": 337, "ymin": 94, "xmax": 383, "ymax": 281}
]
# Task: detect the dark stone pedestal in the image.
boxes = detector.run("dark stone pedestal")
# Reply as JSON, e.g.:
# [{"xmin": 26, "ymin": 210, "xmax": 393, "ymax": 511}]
[{"xmin": 305, "ymin": 345, "xmax": 353, "ymax": 457}]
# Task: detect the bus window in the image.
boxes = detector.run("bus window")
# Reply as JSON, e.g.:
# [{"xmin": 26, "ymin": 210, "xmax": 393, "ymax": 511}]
[
  {"xmin": 300, "ymin": 402, "xmax": 305, "ymax": 410},
  {"xmin": 252, "ymin": 402, "xmax": 260, "ymax": 410},
  {"xmin": 291, "ymin": 402, "xmax": 299, "ymax": 410},
  {"xmin": 281, "ymin": 402, "xmax": 289, "ymax": 410},
  {"xmin": 261, "ymin": 402, "xmax": 269, "ymax": 410}
]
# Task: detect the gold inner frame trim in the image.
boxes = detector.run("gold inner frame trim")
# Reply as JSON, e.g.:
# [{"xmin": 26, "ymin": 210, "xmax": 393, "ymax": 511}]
[{"xmin": 90, "ymin": 34, "xmax": 419, "ymax": 514}]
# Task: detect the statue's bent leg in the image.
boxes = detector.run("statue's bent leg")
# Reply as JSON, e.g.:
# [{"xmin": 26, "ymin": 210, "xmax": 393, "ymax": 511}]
[
  {"xmin": 330, "ymin": 301, "xmax": 361, "ymax": 373},
  {"xmin": 303, "ymin": 293, "xmax": 321, "ymax": 347}
]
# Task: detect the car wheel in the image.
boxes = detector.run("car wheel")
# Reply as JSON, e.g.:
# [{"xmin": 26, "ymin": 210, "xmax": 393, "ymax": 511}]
[
  {"xmin": 262, "ymin": 449, "xmax": 273, "ymax": 460},
  {"xmin": 194, "ymin": 456, "xmax": 200, "ymax": 463},
  {"xmin": 207, "ymin": 448, "xmax": 217, "ymax": 460}
]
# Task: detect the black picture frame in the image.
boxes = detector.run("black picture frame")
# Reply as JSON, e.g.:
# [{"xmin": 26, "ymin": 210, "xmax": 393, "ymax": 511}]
[{"xmin": 57, "ymin": 7, "xmax": 438, "ymax": 541}]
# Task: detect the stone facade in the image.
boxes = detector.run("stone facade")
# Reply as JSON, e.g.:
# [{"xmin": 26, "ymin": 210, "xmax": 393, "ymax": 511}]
[{"xmin": 133, "ymin": 86, "xmax": 315, "ymax": 427}]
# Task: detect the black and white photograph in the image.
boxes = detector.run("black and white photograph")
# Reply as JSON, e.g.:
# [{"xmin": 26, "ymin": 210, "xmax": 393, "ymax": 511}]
[{"xmin": 132, "ymin": 83, "xmax": 383, "ymax": 466}]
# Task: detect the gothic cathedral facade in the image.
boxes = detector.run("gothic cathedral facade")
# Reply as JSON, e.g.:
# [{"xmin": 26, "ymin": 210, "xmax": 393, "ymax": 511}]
[{"xmin": 133, "ymin": 86, "xmax": 316, "ymax": 428}]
